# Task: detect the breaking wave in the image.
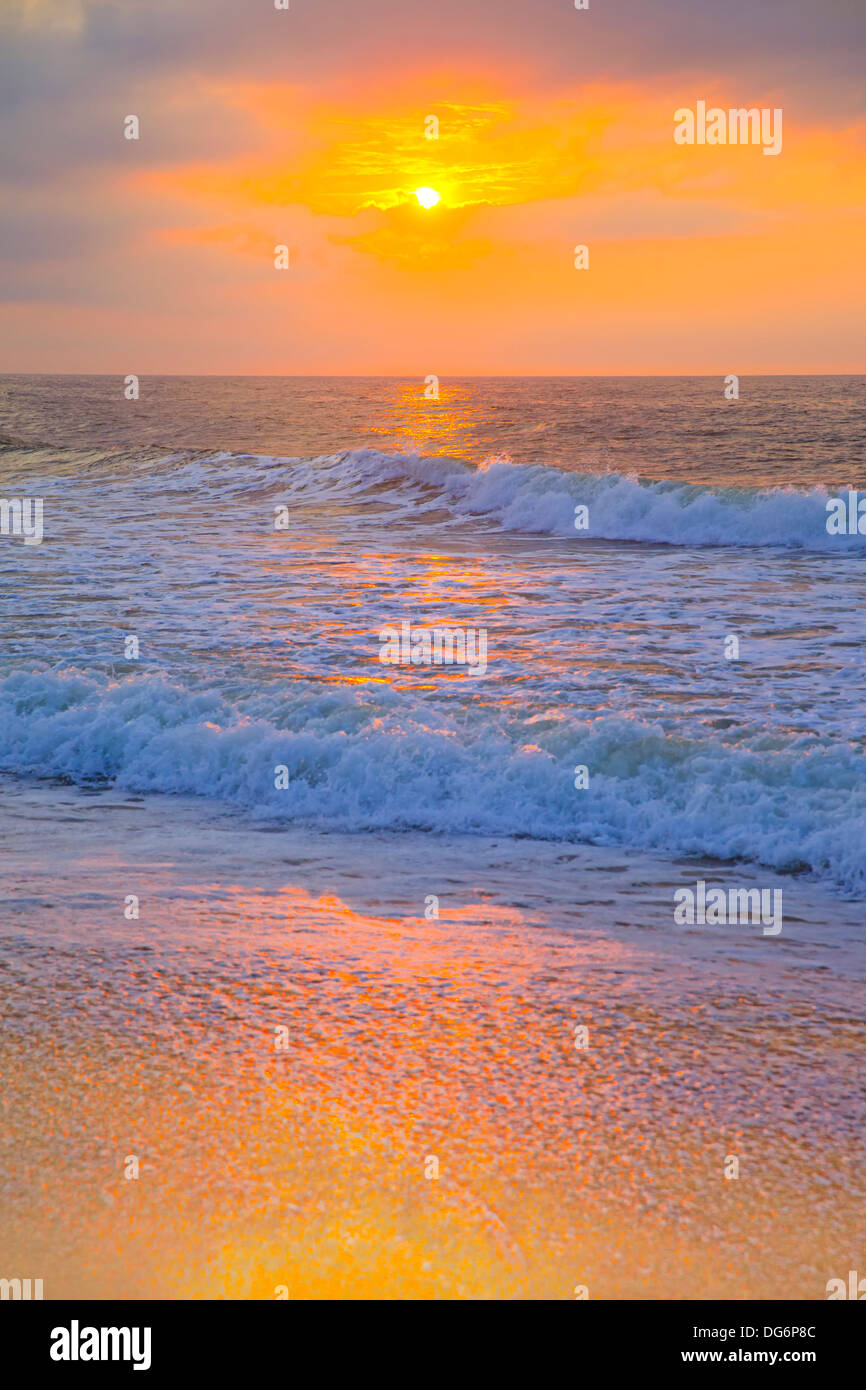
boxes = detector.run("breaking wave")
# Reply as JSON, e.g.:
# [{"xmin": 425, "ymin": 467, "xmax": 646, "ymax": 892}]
[
  {"xmin": 108, "ymin": 446, "xmax": 866, "ymax": 552},
  {"xmin": 1, "ymin": 667, "xmax": 863, "ymax": 895}
]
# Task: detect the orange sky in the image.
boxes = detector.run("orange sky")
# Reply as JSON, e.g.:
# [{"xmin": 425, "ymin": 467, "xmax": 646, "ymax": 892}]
[{"xmin": 1, "ymin": 0, "xmax": 864, "ymax": 373}]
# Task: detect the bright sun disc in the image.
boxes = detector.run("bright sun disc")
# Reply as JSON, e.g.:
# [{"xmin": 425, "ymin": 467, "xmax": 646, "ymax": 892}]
[{"xmin": 414, "ymin": 186, "xmax": 441, "ymax": 209}]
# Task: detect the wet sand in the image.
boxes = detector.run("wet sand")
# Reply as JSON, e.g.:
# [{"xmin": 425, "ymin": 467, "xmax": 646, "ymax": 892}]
[{"xmin": 1, "ymin": 776, "xmax": 863, "ymax": 1299}]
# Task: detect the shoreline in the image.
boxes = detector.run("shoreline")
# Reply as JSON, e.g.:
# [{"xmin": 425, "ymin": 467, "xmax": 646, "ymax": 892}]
[{"xmin": 1, "ymin": 775, "xmax": 863, "ymax": 1298}]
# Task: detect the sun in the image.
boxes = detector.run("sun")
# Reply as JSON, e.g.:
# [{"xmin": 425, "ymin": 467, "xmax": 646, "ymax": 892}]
[{"xmin": 414, "ymin": 186, "xmax": 441, "ymax": 209}]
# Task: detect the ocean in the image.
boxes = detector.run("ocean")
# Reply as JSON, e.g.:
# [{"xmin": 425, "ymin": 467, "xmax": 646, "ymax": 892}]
[
  {"xmin": 1, "ymin": 373, "xmax": 864, "ymax": 1298},
  {"xmin": 1, "ymin": 374, "xmax": 865, "ymax": 890}
]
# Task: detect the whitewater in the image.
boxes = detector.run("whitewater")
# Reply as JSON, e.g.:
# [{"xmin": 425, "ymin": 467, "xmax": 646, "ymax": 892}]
[{"xmin": 1, "ymin": 375, "xmax": 864, "ymax": 896}]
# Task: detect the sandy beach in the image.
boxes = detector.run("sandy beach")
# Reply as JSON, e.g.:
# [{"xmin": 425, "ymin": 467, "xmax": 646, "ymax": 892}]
[{"xmin": 2, "ymin": 774, "xmax": 862, "ymax": 1299}]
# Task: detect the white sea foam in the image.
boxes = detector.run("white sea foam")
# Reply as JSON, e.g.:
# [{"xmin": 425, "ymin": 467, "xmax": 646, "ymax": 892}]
[
  {"xmin": 13, "ymin": 444, "xmax": 864, "ymax": 550},
  {"xmin": 1, "ymin": 668, "xmax": 863, "ymax": 896},
  {"xmin": 4, "ymin": 440, "xmax": 864, "ymax": 898},
  {"xmin": 113, "ymin": 447, "xmax": 866, "ymax": 552}
]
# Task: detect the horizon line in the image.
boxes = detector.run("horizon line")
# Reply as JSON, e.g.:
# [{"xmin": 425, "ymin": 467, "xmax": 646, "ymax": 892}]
[{"xmin": 1, "ymin": 371, "xmax": 864, "ymax": 380}]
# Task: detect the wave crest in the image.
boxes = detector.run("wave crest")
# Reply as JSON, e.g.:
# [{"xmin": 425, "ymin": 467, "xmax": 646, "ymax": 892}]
[
  {"xmin": 1, "ymin": 668, "xmax": 863, "ymax": 895},
  {"xmin": 162, "ymin": 448, "xmax": 866, "ymax": 551}
]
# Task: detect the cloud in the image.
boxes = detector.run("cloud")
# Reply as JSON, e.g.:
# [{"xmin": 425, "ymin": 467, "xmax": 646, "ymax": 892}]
[{"xmin": 2, "ymin": 0, "xmax": 865, "ymax": 371}]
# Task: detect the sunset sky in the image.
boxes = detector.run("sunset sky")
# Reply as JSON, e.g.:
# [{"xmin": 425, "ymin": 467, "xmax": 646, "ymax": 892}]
[{"xmin": 1, "ymin": 0, "xmax": 864, "ymax": 374}]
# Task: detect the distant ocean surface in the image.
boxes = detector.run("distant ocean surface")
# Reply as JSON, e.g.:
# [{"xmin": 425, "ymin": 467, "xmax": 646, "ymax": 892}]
[{"xmin": 1, "ymin": 374, "xmax": 865, "ymax": 896}]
